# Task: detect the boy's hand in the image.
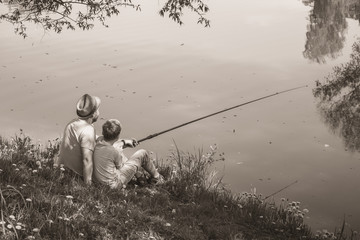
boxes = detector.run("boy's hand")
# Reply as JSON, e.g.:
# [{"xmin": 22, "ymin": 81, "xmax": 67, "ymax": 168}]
[
  {"xmin": 124, "ymin": 139, "xmax": 139, "ymax": 148},
  {"xmin": 129, "ymin": 138, "xmax": 139, "ymax": 148}
]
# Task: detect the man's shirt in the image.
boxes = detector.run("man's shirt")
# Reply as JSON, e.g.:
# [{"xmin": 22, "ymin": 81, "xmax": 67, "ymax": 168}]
[{"xmin": 58, "ymin": 118, "xmax": 96, "ymax": 176}]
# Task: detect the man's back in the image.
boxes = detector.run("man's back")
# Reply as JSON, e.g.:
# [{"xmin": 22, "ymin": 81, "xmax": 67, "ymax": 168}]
[{"xmin": 58, "ymin": 118, "xmax": 96, "ymax": 176}]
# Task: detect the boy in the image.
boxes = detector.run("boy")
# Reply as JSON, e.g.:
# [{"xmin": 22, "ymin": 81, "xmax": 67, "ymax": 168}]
[{"xmin": 93, "ymin": 119, "xmax": 163, "ymax": 188}]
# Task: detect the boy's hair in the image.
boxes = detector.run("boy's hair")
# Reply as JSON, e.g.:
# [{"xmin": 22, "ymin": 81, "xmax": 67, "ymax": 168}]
[{"xmin": 102, "ymin": 119, "xmax": 122, "ymax": 141}]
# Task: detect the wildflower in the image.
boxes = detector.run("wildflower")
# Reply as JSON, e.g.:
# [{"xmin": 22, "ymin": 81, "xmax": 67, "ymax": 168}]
[
  {"xmin": 27, "ymin": 236, "xmax": 35, "ymax": 239},
  {"xmin": 32, "ymin": 170, "xmax": 38, "ymax": 173},
  {"xmin": 47, "ymin": 220, "xmax": 54, "ymax": 224},
  {"xmin": 79, "ymin": 233, "xmax": 84, "ymax": 237},
  {"xmin": 15, "ymin": 225, "xmax": 22, "ymax": 230},
  {"xmin": 0, "ymin": 221, "xmax": 5, "ymax": 225},
  {"xmin": 58, "ymin": 216, "xmax": 63, "ymax": 220},
  {"xmin": 296, "ymin": 227, "xmax": 301, "ymax": 231},
  {"xmin": 98, "ymin": 210, "xmax": 103, "ymax": 214},
  {"xmin": 7, "ymin": 224, "xmax": 13, "ymax": 229},
  {"xmin": 12, "ymin": 163, "xmax": 17, "ymax": 167},
  {"xmin": 165, "ymin": 223, "xmax": 171, "ymax": 227},
  {"xmin": 303, "ymin": 208, "xmax": 309, "ymax": 213},
  {"xmin": 9, "ymin": 215, "xmax": 16, "ymax": 220},
  {"xmin": 32, "ymin": 228, "xmax": 40, "ymax": 233},
  {"xmin": 22, "ymin": 184, "xmax": 27, "ymax": 187},
  {"xmin": 60, "ymin": 167, "xmax": 65, "ymax": 171},
  {"xmin": 259, "ymin": 216, "xmax": 264, "ymax": 219},
  {"xmin": 66, "ymin": 195, "xmax": 73, "ymax": 200},
  {"xmin": 26, "ymin": 198, "xmax": 32, "ymax": 202},
  {"xmin": 35, "ymin": 161, "xmax": 41, "ymax": 166},
  {"xmin": 64, "ymin": 217, "xmax": 70, "ymax": 221},
  {"xmin": 15, "ymin": 168, "xmax": 19, "ymax": 171}
]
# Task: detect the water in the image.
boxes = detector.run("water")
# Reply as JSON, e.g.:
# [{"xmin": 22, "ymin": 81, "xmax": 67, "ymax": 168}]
[{"xmin": 1, "ymin": 0, "xmax": 360, "ymax": 232}]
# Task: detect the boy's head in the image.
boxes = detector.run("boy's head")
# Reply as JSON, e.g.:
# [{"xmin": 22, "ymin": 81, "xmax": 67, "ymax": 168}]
[{"xmin": 102, "ymin": 119, "xmax": 122, "ymax": 141}]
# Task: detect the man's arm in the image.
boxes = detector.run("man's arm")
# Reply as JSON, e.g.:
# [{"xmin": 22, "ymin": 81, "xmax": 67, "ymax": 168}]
[{"xmin": 82, "ymin": 148, "xmax": 93, "ymax": 185}]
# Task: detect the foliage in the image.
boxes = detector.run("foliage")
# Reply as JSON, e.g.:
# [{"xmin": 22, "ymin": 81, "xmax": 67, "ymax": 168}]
[
  {"xmin": 159, "ymin": 0, "xmax": 210, "ymax": 27},
  {"xmin": 313, "ymin": 39, "xmax": 360, "ymax": 152},
  {"xmin": 0, "ymin": 0, "xmax": 210, "ymax": 38},
  {"xmin": 0, "ymin": 131, "xmax": 358, "ymax": 239}
]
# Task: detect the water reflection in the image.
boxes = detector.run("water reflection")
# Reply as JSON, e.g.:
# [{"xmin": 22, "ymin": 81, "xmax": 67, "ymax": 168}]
[
  {"xmin": 313, "ymin": 40, "xmax": 360, "ymax": 151},
  {"xmin": 302, "ymin": 0, "xmax": 360, "ymax": 63}
]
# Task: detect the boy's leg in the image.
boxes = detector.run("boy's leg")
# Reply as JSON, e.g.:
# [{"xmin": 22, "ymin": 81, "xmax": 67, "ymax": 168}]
[
  {"xmin": 118, "ymin": 149, "xmax": 160, "ymax": 185},
  {"xmin": 117, "ymin": 162, "xmax": 137, "ymax": 186},
  {"xmin": 131, "ymin": 149, "xmax": 160, "ymax": 179}
]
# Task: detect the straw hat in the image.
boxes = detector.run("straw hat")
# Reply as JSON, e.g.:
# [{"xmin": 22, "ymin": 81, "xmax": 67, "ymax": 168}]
[{"xmin": 76, "ymin": 94, "xmax": 101, "ymax": 118}]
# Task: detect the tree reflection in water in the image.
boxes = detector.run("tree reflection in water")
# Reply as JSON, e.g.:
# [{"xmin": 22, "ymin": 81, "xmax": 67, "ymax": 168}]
[
  {"xmin": 302, "ymin": 0, "xmax": 360, "ymax": 63},
  {"xmin": 313, "ymin": 40, "xmax": 360, "ymax": 151}
]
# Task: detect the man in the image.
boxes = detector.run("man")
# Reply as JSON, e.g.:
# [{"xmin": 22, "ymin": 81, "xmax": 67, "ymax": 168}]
[
  {"xmin": 57, "ymin": 94, "xmax": 101, "ymax": 185},
  {"xmin": 93, "ymin": 119, "xmax": 163, "ymax": 189}
]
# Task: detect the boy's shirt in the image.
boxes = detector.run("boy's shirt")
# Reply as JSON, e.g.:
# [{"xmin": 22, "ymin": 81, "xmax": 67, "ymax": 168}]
[{"xmin": 93, "ymin": 138, "xmax": 124, "ymax": 188}]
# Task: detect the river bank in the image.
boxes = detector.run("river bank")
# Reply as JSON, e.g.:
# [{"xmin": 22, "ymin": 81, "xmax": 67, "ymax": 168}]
[{"xmin": 1, "ymin": 132, "xmax": 357, "ymax": 240}]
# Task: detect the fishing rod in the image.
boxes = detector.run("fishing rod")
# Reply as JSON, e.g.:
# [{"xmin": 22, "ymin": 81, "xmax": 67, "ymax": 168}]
[{"xmin": 137, "ymin": 85, "xmax": 308, "ymax": 143}]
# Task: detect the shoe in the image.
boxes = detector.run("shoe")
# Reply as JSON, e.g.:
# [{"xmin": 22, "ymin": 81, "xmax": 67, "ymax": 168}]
[{"xmin": 149, "ymin": 174, "xmax": 165, "ymax": 185}]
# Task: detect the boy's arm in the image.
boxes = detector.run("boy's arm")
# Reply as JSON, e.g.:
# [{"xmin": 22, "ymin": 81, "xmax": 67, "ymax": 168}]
[{"xmin": 114, "ymin": 151, "xmax": 122, "ymax": 169}]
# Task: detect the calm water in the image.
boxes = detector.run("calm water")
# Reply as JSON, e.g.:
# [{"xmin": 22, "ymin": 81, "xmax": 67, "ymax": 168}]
[{"xmin": 1, "ymin": 0, "xmax": 360, "ymax": 232}]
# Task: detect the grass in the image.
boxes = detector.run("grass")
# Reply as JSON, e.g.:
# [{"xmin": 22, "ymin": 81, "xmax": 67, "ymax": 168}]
[{"xmin": 0, "ymin": 130, "xmax": 359, "ymax": 240}]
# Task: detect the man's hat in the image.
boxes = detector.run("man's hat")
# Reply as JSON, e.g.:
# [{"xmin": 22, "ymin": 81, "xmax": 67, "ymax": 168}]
[{"xmin": 76, "ymin": 94, "xmax": 101, "ymax": 118}]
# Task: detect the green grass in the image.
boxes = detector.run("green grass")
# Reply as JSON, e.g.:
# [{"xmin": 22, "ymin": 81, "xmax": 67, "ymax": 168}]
[{"xmin": 0, "ymin": 131, "xmax": 358, "ymax": 240}]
